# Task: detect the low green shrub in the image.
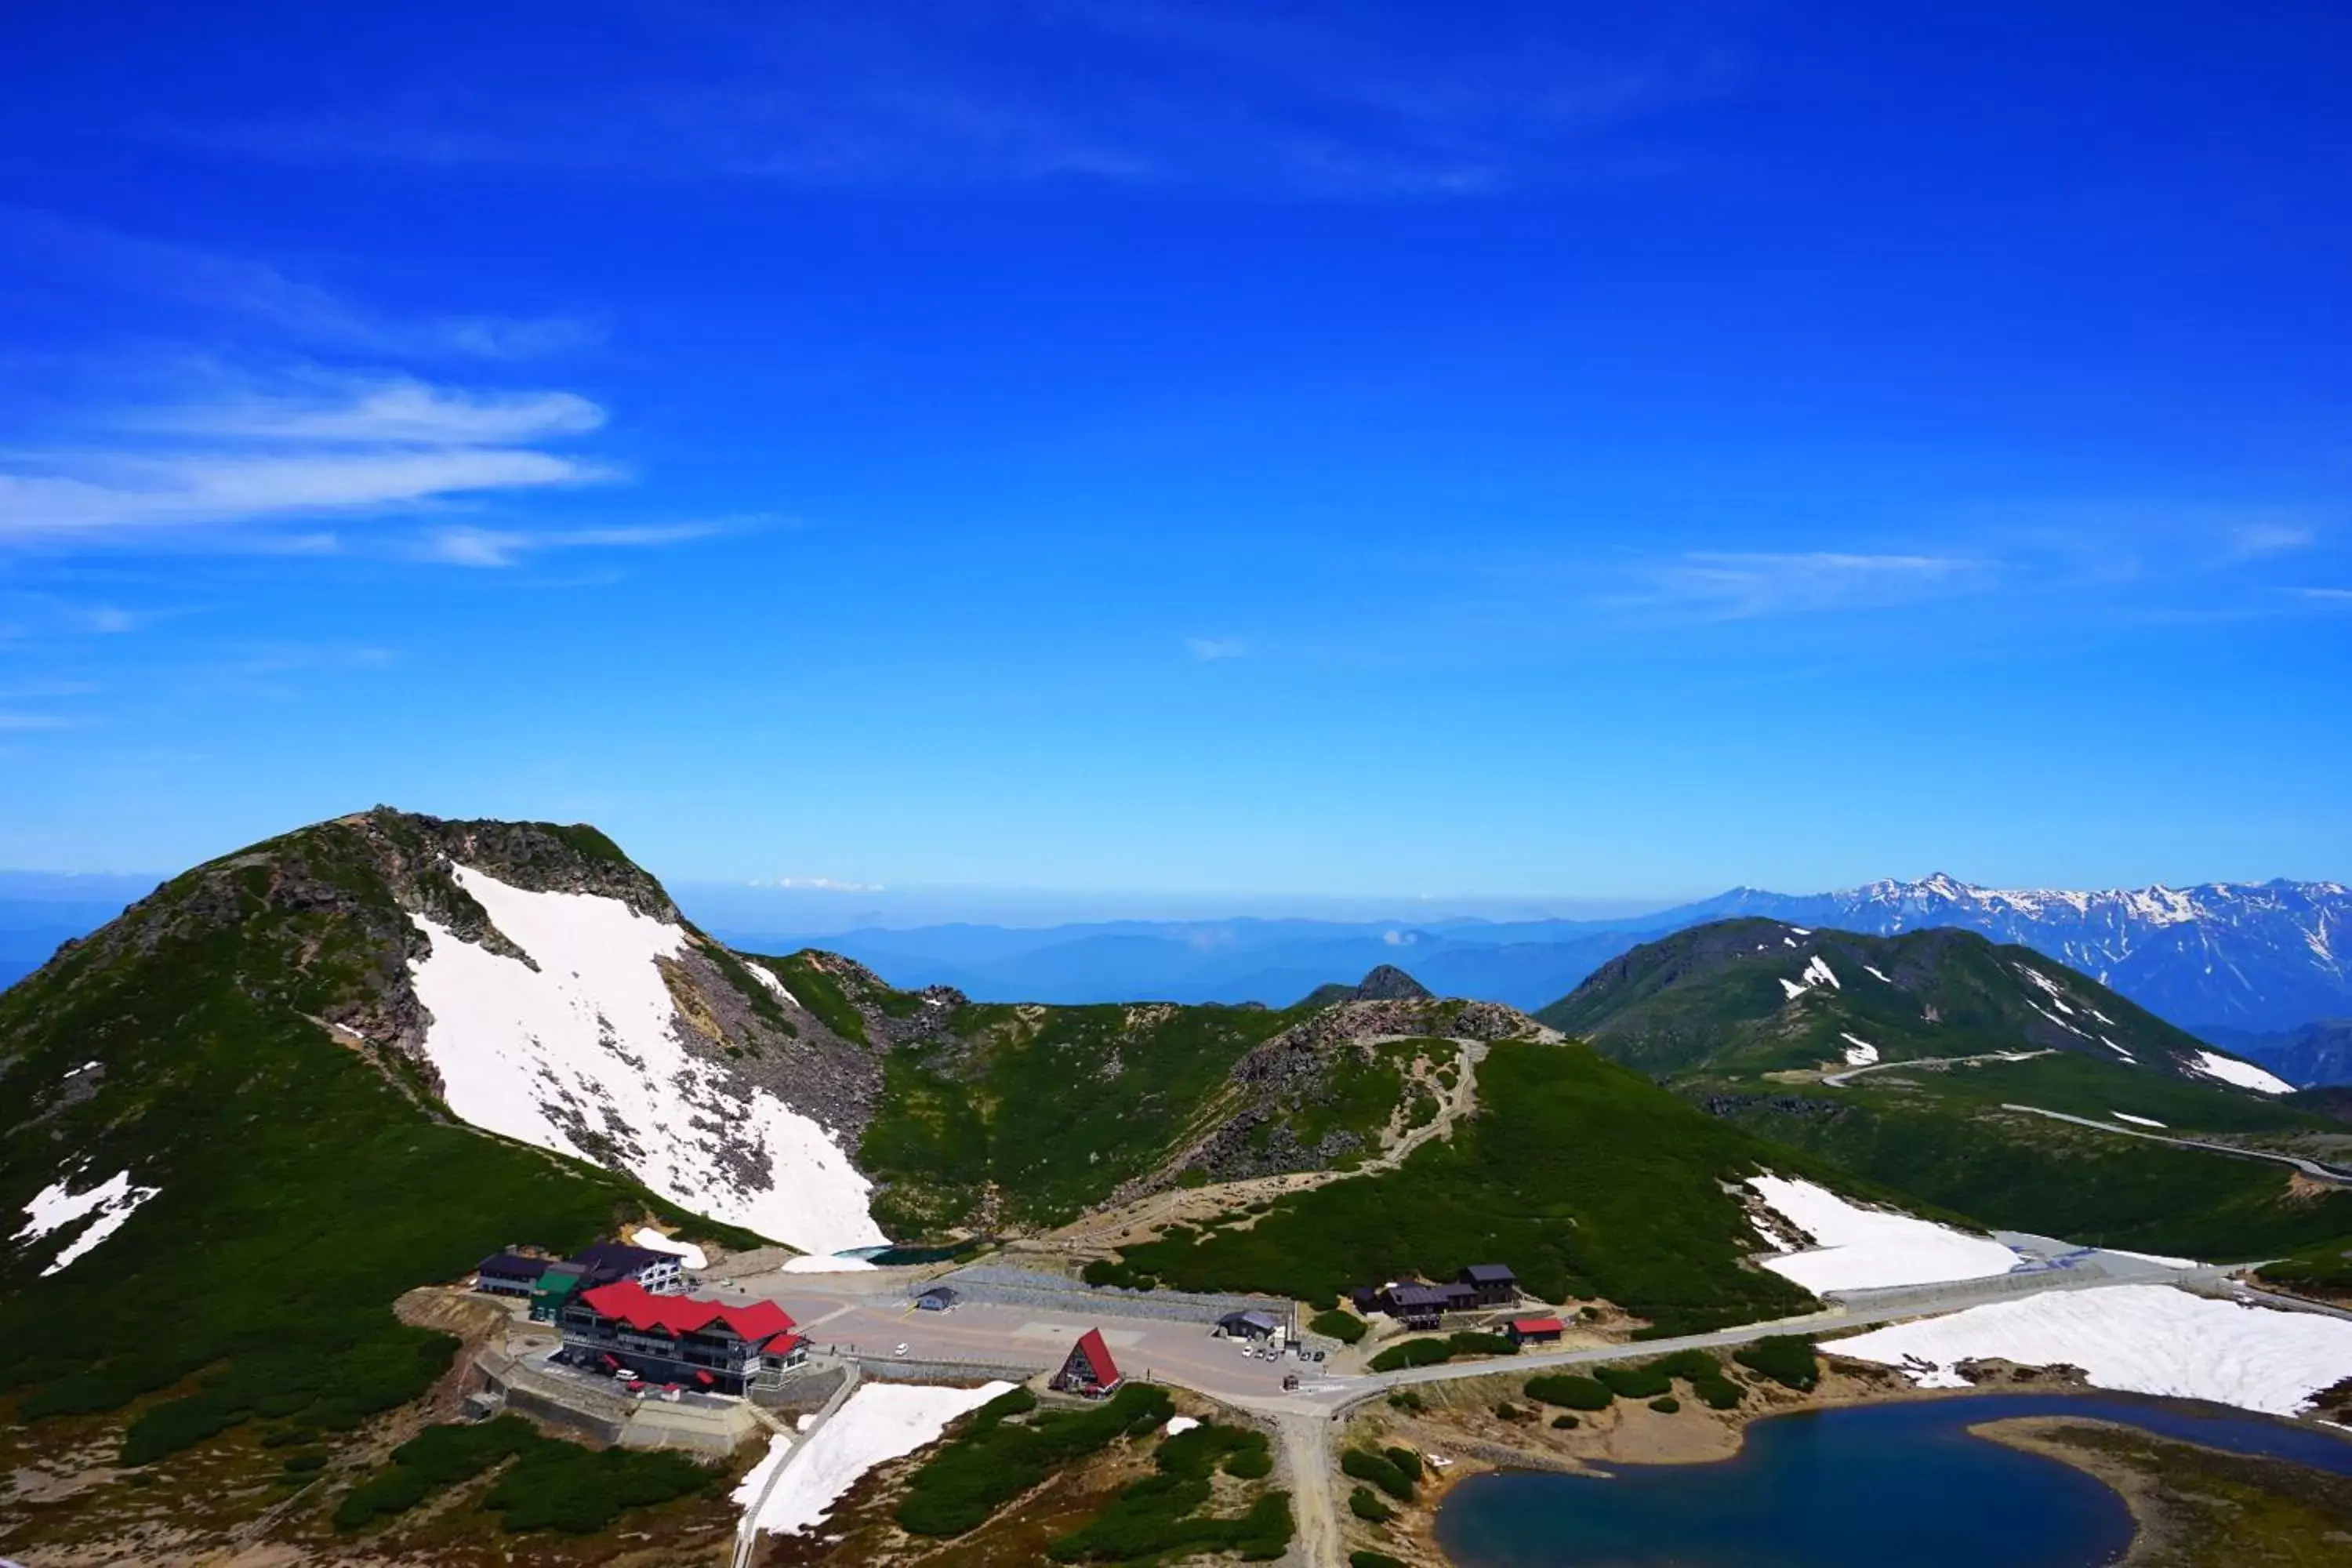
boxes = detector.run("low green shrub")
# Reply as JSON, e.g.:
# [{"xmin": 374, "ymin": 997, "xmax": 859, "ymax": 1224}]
[
  {"xmin": 1649, "ymin": 1396, "xmax": 1681, "ymax": 1414},
  {"xmin": 898, "ymin": 1382, "xmax": 1174, "ymax": 1537},
  {"xmin": 1341, "ymin": 1447, "xmax": 1417, "ymax": 1502},
  {"xmin": 1733, "ymin": 1335, "xmax": 1820, "ymax": 1391},
  {"xmin": 1310, "ymin": 1309, "xmax": 1368, "ymax": 1345},
  {"xmin": 1551, "ymin": 1414, "xmax": 1579, "ymax": 1430},
  {"xmin": 1352, "ymin": 1553, "xmax": 1407, "ymax": 1568},
  {"xmin": 332, "ymin": 1416, "xmax": 540, "ymax": 1530},
  {"xmin": 1524, "ymin": 1374, "xmax": 1613, "ymax": 1411},
  {"xmin": 1387, "ymin": 1390, "xmax": 1426, "ymax": 1414},
  {"xmin": 1646, "ymin": 1348, "xmax": 1743, "ymax": 1409},
  {"xmin": 1083, "ymin": 1258, "xmax": 1159, "ymax": 1291},
  {"xmin": 1349, "ymin": 1484, "xmax": 1394, "ymax": 1523},
  {"xmin": 1367, "ymin": 1330, "xmax": 1517, "ymax": 1373},
  {"xmin": 1226, "ymin": 1446, "xmax": 1273, "ymax": 1479},
  {"xmin": 481, "ymin": 1443, "xmax": 713, "ymax": 1534},
  {"xmin": 281, "ymin": 1450, "xmax": 328, "ymax": 1474},
  {"xmin": 1047, "ymin": 1479, "xmax": 1292, "ymax": 1562},
  {"xmin": 1596, "ymin": 1363, "xmax": 1672, "ymax": 1399}
]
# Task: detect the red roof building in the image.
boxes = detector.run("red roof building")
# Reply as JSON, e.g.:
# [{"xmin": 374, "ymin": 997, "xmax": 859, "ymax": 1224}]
[
  {"xmin": 1507, "ymin": 1316, "xmax": 1566, "ymax": 1345},
  {"xmin": 1052, "ymin": 1327, "xmax": 1123, "ymax": 1397},
  {"xmin": 561, "ymin": 1279, "xmax": 805, "ymax": 1393}
]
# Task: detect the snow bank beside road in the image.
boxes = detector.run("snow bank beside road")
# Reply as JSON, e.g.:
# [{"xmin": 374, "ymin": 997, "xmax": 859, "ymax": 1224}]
[
  {"xmin": 1748, "ymin": 1175, "xmax": 2019, "ymax": 1294},
  {"xmin": 747, "ymin": 1381, "xmax": 1014, "ymax": 1537},
  {"xmin": 1831, "ymin": 1285, "xmax": 2352, "ymax": 1416}
]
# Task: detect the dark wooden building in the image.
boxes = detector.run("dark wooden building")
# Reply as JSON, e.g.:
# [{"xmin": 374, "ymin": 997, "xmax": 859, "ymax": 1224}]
[
  {"xmin": 474, "ymin": 1250, "xmax": 550, "ymax": 1298},
  {"xmin": 1215, "ymin": 1309, "xmax": 1280, "ymax": 1341},
  {"xmin": 1458, "ymin": 1264, "xmax": 1518, "ymax": 1308}
]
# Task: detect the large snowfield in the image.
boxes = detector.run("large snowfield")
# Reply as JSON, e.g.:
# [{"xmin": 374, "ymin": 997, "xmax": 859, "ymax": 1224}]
[
  {"xmin": 1831, "ymin": 1285, "xmax": 2352, "ymax": 1416},
  {"xmin": 13, "ymin": 1167, "xmax": 160, "ymax": 1276},
  {"xmin": 2188, "ymin": 1049, "xmax": 2295, "ymax": 1096},
  {"xmin": 408, "ymin": 866, "xmax": 887, "ymax": 1254},
  {"xmin": 741, "ymin": 1381, "xmax": 1014, "ymax": 1537},
  {"xmin": 1748, "ymin": 1175, "xmax": 2020, "ymax": 1293}
]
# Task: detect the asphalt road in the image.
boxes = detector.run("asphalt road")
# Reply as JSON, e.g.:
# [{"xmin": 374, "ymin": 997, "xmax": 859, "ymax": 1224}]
[{"xmin": 2002, "ymin": 1102, "xmax": 2352, "ymax": 1184}]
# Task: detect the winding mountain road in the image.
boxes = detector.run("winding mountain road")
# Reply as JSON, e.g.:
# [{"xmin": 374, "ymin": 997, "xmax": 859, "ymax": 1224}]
[{"xmin": 2001, "ymin": 1103, "xmax": 2352, "ymax": 1185}]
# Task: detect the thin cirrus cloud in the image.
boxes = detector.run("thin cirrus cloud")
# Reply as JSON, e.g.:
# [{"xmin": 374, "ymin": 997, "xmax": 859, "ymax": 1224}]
[
  {"xmin": 0, "ymin": 374, "xmax": 619, "ymax": 546},
  {"xmin": 165, "ymin": 4, "xmax": 1733, "ymax": 197},
  {"xmin": 1185, "ymin": 636, "xmax": 1249, "ymax": 661},
  {"xmin": 1616, "ymin": 550, "xmax": 1987, "ymax": 621},
  {"xmin": 0, "ymin": 204, "xmax": 594, "ymax": 359},
  {"xmin": 421, "ymin": 520, "xmax": 730, "ymax": 568}
]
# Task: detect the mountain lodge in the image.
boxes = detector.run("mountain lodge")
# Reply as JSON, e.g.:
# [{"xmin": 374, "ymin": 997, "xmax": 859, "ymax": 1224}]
[{"xmin": 1052, "ymin": 1328, "xmax": 1123, "ymax": 1397}]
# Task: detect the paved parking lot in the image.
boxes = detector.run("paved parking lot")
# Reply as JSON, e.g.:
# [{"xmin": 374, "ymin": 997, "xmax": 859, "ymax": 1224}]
[{"xmin": 700, "ymin": 1271, "xmax": 1333, "ymax": 1399}]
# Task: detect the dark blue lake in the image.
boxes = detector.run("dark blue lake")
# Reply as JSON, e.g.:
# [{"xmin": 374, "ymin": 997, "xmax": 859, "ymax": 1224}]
[{"xmin": 1434, "ymin": 1393, "xmax": 2352, "ymax": 1568}]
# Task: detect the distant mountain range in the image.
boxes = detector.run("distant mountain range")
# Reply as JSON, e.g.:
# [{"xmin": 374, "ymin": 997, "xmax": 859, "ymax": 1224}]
[
  {"xmin": 7, "ymin": 867, "xmax": 2349, "ymax": 1076},
  {"xmin": 1672, "ymin": 874, "xmax": 2350, "ymax": 1036},
  {"xmin": 700, "ymin": 873, "xmax": 2350, "ymax": 1044}
]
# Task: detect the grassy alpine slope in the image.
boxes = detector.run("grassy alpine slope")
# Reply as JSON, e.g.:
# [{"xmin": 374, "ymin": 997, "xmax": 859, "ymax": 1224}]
[
  {"xmin": 1549, "ymin": 918, "xmax": 2352, "ymax": 1263},
  {"xmin": 850, "ymin": 975, "xmax": 1519, "ymax": 1235},
  {"xmin": 1540, "ymin": 919, "xmax": 2256, "ymax": 1083},
  {"xmin": 854, "ymin": 996, "xmax": 1308, "ymax": 1232},
  {"xmin": 1104, "ymin": 1041, "xmax": 1822, "ymax": 1335},
  {"xmin": 0, "ymin": 812, "xmax": 764, "ymax": 1553}
]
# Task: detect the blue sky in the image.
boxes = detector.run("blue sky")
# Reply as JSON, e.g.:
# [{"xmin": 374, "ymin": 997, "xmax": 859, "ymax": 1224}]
[{"xmin": 1, "ymin": 2, "xmax": 2347, "ymax": 904}]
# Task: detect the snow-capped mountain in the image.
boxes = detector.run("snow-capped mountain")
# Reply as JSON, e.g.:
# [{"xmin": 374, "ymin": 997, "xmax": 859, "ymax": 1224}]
[{"xmin": 1675, "ymin": 875, "xmax": 2351, "ymax": 1035}]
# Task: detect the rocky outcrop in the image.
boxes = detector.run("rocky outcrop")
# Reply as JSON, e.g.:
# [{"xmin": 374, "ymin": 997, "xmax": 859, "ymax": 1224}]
[{"xmin": 1106, "ymin": 996, "xmax": 1556, "ymax": 1201}]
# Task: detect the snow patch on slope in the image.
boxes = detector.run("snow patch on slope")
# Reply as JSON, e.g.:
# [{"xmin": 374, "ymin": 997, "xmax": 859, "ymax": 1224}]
[
  {"xmin": 1748, "ymin": 1175, "xmax": 2019, "ymax": 1294},
  {"xmin": 746, "ymin": 1381, "xmax": 1013, "ymax": 1537},
  {"xmin": 1838, "ymin": 1033, "xmax": 1879, "ymax": 1067},
  {"xmin": 2111, "ymin": 1111, "xmax": 2166, "ymax": 1128},
  {"xmin": 2186, "ymin": 1049, "xmax": 2293, "ymax": 1096},
  {"xmin": 1779, "ymin": 954, "xmax": 1842, "ymax": 1001},
  {"xmin": 13, "ymin": 1168, "xmax": 160, "ymax": 1276},
  {"xmin": 630, "ymin": 1228, "xmax": 710, "ymax": 1271},
  {"xmin": 408, "ymin": 865, "xmax": 887, "ymax": 1254},
  {"xmin": 781, "ymin": 1253, "xmax": 881, "ymax": 1274},
  {"xmin": 744, "ymin": 961, "xmax": 801, "ymax": 1009},
  {"xmin": 1831, "ymin": 1286, "xmax": 2352, "ymax": 1416}
]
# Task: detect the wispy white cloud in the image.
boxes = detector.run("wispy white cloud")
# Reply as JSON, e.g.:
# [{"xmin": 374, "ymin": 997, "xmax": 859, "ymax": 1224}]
[
  {"xmin": 753, "ymin": 876, "xmax": 885, "ymax": 892},
  {"xmin": 0, "ymin": 373, "xmax": 621, "ymax": 546},
  {"xmin": 2295, "ymin": 586, "xmax": 2352, "ymax": 604},
  {"xmin": 1185, "ymin": 635, "xmax": 1249, "ymax": 661},
  {"xmin": 0, "ymin": 713, "xmax": 76, "ymax": 731},
  {"xmin": 151, "ymin": 378, "xmax": 605, "ymax": 444},
  {"xmin": 1617, "ymin": 550, "xmax": 1986, "ymax": 621},
  {"xmin": 419, "ymin": 519, "xmax": 730, "ymax": 568},
  {"xmin": 0, "ymin": 205, "xmax": 594, "ymax": 359},
  {"xmin": 0, "ymin": 448, "xmax": 610, "ymax": 539},
  {"xmin": 2217, "ymin": 518, "xmax": 2318, "ymax": 561}
]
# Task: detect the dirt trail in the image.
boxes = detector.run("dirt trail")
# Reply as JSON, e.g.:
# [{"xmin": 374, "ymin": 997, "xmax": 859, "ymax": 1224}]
[
  {"xmin": 1044, "ymin": 1040, "xmax": 1489, "ymax": 1252},
  {"xmin": 1276, "ymin": 1411, "xmax": 1343, "ymax": 1568}
]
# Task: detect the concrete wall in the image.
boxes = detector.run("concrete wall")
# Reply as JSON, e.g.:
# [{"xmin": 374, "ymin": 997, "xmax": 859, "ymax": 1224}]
[
  {"xmin": 853, "ymin": 1356, "xmax": 1047, "ymax": 1385},
  {"xmin": 496, "ymin": 1382, "xmax": 626, "ymax": 1445},
  {"xmin": 749, "ymin": 1363, "xmax": 850, "ymax": 1411}
]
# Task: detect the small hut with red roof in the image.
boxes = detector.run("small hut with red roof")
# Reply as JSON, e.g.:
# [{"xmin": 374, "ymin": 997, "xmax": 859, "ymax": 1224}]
[{"xmin": 1051, "ymin": 1327, "xmax": 1123, "ymax": 1398}]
